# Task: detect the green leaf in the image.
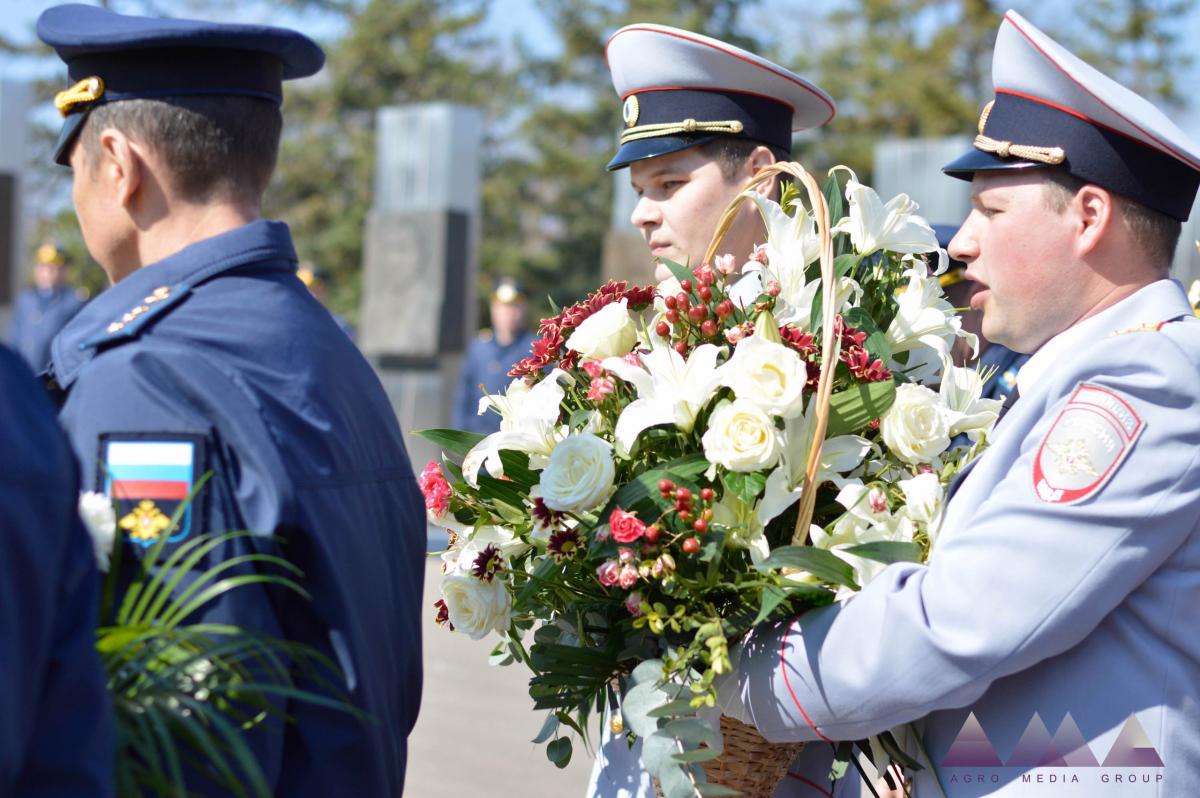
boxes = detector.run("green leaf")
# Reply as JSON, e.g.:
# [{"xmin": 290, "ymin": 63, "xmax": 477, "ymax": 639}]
[
  {"xmin": 671, "ymin": 747, "xmax": 722, "ymax": 764},
  {"xmin": 599, "ymin": 454, "xmax": 709, "ymax": 519},
  {"xmin": 841, "ymin": 306, "xmax": 892, "ymax": 363},
  {"xmin": 723, "ymin": 471, "xmax": 766, "ymax": 505},
  {"xmin": 662, "ymin": 256, "xmax": 695, "ymax": 287},
  {"xmin": 414, "ymin": 428, "xmax": 485, "ymax": 458},
  {"xmin": 695, "ymin": 784, "xmax": 742, "ymax": 796},
  {"xmin": 843, "ymin": 541, "xmax": 924, "ymax": 565},
  {"xmin": 755, "ymin": 545, "xmax": 860, "ymax": 590},
  {"xmin": 877, "ymin": 729, "xmax": 924, "ymax": 772},
  {"xmin": 532, "ymin": 713, "xmax": 560, "ymax": 744},
  {"xmin": 662, "ymin": 718, "xmax": 718, "ymax": 745},
  {"xmin": 646, "ymin": 699, "xmax": 698, "ymax": 719},
  {"xmin": 547, "ymin": 737, "xmax": 573, "ymax": 769},
  {"xmin": 823, "ymin": 171, "xmax": 845, "ymax": 233},
  {"xmin": 827, "ymin": 380, "xmax": 897, "ymax": 437},
  {"xmin": 753, "ymin": 583, "xmax": 789, "ymax": 626},
  {"xmin": 834, "ymin": 253, "xmax": 861, "ymax": 279}
]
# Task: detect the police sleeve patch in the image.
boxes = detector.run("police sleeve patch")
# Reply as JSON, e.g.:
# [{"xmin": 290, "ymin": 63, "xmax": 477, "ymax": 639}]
[
  {"xmin": 1032, "ymin": 383, "xmax": 1144, "ymax": 504},
  {"xmin": 99, "ymin": 433, "xmax": 205, "ymax": 547}
]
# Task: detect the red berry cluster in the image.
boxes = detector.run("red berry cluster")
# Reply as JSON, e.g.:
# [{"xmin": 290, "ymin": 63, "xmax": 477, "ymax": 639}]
[
  {"xmin": 657, "ymin": 479, "xmax": 717, "ymax": 555},
  {"xmin": 656, "ymin": 265, "xmax": 741, "ymax": 356}
]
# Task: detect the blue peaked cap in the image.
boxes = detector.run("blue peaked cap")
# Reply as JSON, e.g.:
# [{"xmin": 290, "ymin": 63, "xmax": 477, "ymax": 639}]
[{"xmin": 38, "ymin": 4, "xmax": 324, "ymax": 166}]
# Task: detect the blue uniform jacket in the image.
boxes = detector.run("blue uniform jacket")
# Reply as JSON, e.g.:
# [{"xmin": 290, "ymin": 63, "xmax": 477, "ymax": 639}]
[
  {"xmin": 49, "ymin": 220, "xmax": 425, "ymax": 797},
  {"xmin": 6, "ymin": 286, "xmax": 86, "ymax": 373},
  {"xmin": 722, "ymin": 279, "xmax": 1200, "ymax": 796},
  {"xmin": 0, "ymin": 344, "xmax": 112, "ymax": 797},
  {"xmin": 452, "ymin": 331, "xmax": 537, "ymax": 434}
]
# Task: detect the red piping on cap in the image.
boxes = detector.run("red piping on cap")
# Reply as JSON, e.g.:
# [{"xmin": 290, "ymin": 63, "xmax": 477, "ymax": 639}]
[
  {"xmin": 1003, "ymin": 12, "xmax": 1200, "ymax": 171},
  {"xmin": 606, "ymin": 25, "xmax": 835, "ymax": 125}
]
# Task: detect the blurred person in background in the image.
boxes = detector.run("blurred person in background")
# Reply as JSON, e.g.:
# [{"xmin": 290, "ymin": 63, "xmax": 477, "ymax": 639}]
[
  {"xmin": 6, "ymin": 242, "xmax": 86, "ymax": 372},
  {"xmin": 298, "ymin": 262, "xmax": 356, "ymax": 341},
  {"xmin": 453, "ymin": 277, "xmax": 537, "ymax": 434},
  {"xmin": 934, "ymin": 223, "xmax": 1027, "ymax": 403}
]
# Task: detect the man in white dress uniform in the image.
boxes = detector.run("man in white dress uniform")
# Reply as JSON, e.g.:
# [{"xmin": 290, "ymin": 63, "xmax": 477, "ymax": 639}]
[{"xmin": 718, "ymin": 9, "xmax": 1200, "ymax": 797}]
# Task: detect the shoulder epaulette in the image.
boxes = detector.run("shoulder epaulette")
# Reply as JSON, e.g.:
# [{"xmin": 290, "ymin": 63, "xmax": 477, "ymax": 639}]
[
  {"xmin": 81, "ymin": 282, "xmax": 192, "ymax": 350},
  {"xmin": 1113, "ymin": 320, "xmax": 1174, "ymax": 336}
]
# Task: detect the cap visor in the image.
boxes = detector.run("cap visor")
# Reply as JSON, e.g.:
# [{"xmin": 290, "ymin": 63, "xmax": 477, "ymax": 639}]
[
  {"xmin": 52, "ymin": 114, "xmax": 86, "ymax": 167},
  {"xmin": 942, "ymin": 147, "xmax": 1050, "ymax": 180},
  {"xmin": 606, "ymin": 134, "xmax": 720, "ymax": 171}
]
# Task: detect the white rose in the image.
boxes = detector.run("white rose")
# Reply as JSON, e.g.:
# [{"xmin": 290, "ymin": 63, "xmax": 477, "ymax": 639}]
[
  {"xmin": 880, "ymin": 383, "xmax": 951, "ymax": 464},
  {"xmin": 719, "ymin": 332, "xmax": 808, "ymax": 418},
  {"xmin": 441, "ymin": 573, "xmax": 512, "ymax": 640},
  {"xmin": 78, "ymin": 491, "xmax": 116, "ymax": 572},
  {"xmin": 899, "ymin": 472, "xmax": 944, "ymax": 527},
  {"xmin": 538, "ymin": 433, "xmax": 615, "ymax": 513},
  {"xmin": 702, "ymin": 399, "xmax": 782, "ymax": 473},
  {"xmin": 566, "ymin": 299, "xmax": 638, "ymax": 360}
]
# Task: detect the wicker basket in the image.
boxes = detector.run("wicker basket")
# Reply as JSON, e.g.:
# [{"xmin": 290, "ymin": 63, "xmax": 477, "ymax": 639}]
[{"xmin": 653, "ymin": 715, "xmax": 805, "ymax": 797}]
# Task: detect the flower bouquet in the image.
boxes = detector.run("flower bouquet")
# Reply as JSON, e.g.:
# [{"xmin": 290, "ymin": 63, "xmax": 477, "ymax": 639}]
[{"xmin": 420, "ymin": 161, "xmax": 1000, "ymax": 796}]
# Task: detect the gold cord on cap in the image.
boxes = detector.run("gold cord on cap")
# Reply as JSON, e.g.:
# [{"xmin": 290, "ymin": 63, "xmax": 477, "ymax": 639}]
[
  {"xmin": 620, "ymin": 118, "xmax": 745, "ymax": 144},
  {"xmin": 54, "ymin": 76, "xmax": 105, "ymax": 117},
  {"xmin": 973, "ymin": 100, "xmax": 1066, "ymax": 166}
]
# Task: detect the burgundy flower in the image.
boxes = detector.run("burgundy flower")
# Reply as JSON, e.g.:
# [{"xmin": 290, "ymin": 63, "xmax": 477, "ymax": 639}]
[
  {"xmin": 434, "ymin": 599, "xmax": 454, "ymax": 630},
  {"xmin": 471, "ymin": 544, "xmax": 504, "ymax": 583},
  {"xmin": 547, "ymin": 529, "xmax": 582, "ymax": 562}
]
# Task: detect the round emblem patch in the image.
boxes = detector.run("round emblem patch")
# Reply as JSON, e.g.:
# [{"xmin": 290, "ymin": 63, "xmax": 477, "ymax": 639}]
[
  {"xmin": 1032, "ymin": 383, "xmax": 1144, "ymax": 504},
  {"xmin": 623, "ymin": 95, "xmax": 640, "ymax": 128}
]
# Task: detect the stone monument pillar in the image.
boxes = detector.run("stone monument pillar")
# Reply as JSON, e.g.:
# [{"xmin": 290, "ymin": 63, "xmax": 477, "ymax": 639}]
[
  {"xmin": 872, "ymin": 136, "xmax": 973, "ymax": 230},
  {"xmin": 359, "ymin": 102, "xmax": 483, "ymax": 467},
  {"xmin": 602, "ymin": 170, "xmax": 654, "ymax": 284},
  {"xmin": 0, "ymin": 80, "xmax": 31, "ymax": 326}
]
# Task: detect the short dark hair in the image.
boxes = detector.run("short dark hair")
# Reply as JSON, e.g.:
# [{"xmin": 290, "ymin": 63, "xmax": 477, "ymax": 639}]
[
  {"xmin": 1042, "ymin": 170, "xmax": 1181, "ymax": 267},
  {"xmin": 79, "ymin": 95, "xmax": 282, "ymax": 203},
  {"xmin": 696, "ymin": 136, "xmax": 790, "ymax": 181}
]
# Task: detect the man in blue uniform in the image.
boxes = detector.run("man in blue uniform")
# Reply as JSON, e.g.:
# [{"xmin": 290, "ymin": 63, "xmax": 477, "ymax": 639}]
[
  {"xmin": 6, "ymin": 242, "xmax": 86, "ymax": 372},
  {"xmin": 452, "ymin": 278, "xmax": 537, "ymax": 434},
  {"xmin": 713, "ymin": 11, "xmax": 1200, "ymax": 797},
  {"xmin": 38, "ymin": 5, "xmax": 424, "ymax": 796},
  {"xmin": 0, "ymin": 343, "xmax": 112, "ymax": 796},
  {"xmin": 933, "ymin": 223, "xmax": 1027, "ymax": 403}
]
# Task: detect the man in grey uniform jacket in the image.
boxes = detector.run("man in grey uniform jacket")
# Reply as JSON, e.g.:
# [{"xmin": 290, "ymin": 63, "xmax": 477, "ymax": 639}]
[{"xmin": 717, "ymin": 10, "xmax": 1200, "ymax": 797}]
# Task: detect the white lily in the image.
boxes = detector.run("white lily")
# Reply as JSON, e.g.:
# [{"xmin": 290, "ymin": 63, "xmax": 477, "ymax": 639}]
[
  {"xmin": 711, "ymin": 492, "xmax": 771, "ymax": 564},
  {"xmin": 829, "ymin": 165, "xmax": 938, "ymax": 256},
  {"xmin": 441, "ymin": 524, "xmax": 530, "ymax": 574},
  {"xmin": 758, "ymin": 401, "xmax": 873, "ymax": 525},
  {"xmin": 741, "ymin": 191, "xmax": 862, "ymax": 328},
  {"xmin": 886, "ymin": 259, "xmax": 976, "ymax": 383},
  {"xmin": 463, "ymin": 370, "xmax": 571, "ymax": 487},
  {"xmin": 601, "ymin": 344, "xmax": 722, "ymax": 456},
  {"xmin": 939, "ymin": 360, "xmax": 1003, "ymax": 441}
]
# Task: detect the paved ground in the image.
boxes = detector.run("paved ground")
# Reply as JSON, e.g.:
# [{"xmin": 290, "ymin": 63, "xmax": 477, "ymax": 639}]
[{"xmin": 404, "ymin": 557, "xmax": 595, "ymax": 797}]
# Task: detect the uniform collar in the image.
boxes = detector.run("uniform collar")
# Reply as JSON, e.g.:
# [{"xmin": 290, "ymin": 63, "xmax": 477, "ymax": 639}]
[
  {"xmin": 1018, "ymin": 279, "xmax": 1192, "ymax": 395},
  {"xmin": 51, "ymin": 219, "xmax": 296, "ymax": 389}
]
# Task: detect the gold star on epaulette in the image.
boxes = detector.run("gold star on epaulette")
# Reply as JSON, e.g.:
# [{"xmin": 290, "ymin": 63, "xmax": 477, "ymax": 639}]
[{"xmin": 105, "ymin": 285, "xmax": 171, "ymax": 334}]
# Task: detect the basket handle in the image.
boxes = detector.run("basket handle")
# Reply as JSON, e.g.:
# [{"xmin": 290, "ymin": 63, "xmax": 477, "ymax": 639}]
[{"xmin": 700, "ymin": 162, "xmax": 839, "ymax": 547}]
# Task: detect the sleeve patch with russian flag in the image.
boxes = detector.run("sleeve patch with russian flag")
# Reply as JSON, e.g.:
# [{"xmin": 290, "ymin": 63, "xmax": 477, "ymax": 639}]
[{"xmin": 100, "ymin": 434, "xmax": 205, "ymax": 547}]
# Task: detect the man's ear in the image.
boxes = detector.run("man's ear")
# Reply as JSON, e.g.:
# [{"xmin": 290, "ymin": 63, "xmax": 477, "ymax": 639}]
[
  {"xmin": 745, "ymin": 145, "xmax": 779, "ymax": 197},
  {"xmin": 96, "ymin": 127, "xmax": 144, "ymax": 210},
  {"xmin": 1074, "ymin": 184, "xmax": 1115, "ymax": 257}
]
